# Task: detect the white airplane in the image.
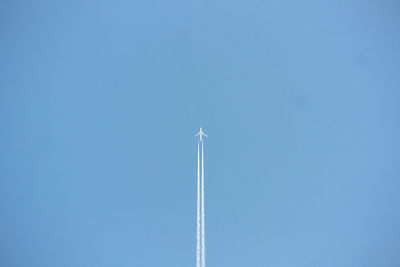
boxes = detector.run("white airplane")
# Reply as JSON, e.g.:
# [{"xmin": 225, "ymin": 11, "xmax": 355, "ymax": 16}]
[{"xmin": 195, "ymin": 127, "xmax": 208, "ymax": 141}]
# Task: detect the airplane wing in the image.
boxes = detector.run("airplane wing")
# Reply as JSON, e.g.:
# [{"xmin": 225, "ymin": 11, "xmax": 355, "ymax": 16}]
[
  {"xmin": 195, "ymin": 132, "xmax": 200, "ymax": 136},
  {"xmin": 203, "ymin": 134, "xmax": 208, "ymax": 137}
]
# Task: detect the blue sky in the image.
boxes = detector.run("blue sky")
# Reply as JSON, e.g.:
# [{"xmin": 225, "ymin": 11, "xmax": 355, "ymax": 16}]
[{"xmin": 1, "ymin": 0, "xmax": 400, "ymax": 266}]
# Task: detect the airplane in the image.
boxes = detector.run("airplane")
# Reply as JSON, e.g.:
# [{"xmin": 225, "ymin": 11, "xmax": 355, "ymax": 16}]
[{"xmin": 195, "ymin": 127, "xmax": 208, "ymax": 141}]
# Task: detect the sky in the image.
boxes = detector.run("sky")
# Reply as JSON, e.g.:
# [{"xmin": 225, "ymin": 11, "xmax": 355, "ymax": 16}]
[{"xmin": 1, "ymin": 0, "xmax": 400, "ymax": 266}]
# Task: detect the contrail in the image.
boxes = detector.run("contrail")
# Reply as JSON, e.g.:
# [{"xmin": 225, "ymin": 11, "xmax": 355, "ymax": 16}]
[
  {"xmin": 196, "ymin": 141, "xmax": 201, "ymax": 267},
  {"xmin": 201, "ymin": 140, "xmax": 206, "ymax": 267},
  {"xmin": 195, "ymin": 127, "xmax": 207, "ymax": 267}
]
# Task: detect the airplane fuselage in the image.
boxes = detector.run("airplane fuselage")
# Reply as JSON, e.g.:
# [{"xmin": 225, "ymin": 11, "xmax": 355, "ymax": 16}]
[{"xmin": 196, "ymin": 127, "xmax": 208, "ymax": 141}]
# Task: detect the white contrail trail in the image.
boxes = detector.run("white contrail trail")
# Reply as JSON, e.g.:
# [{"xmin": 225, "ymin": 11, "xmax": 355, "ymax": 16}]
[
  {"xmin": 196, "ymin": 141, "xmax": 201, "ymax": 267},
  {"xmin": 201, "ymin": 140, "xmax": 206, "ymax": 267},
  {"xmin": 195, "ymin": 128, "xmax": 207, "ymax": 267}
]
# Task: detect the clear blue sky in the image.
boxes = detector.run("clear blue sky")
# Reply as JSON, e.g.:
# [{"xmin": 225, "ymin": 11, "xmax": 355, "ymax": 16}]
[{"xmin": 1, "ymin": 0, "xmax": 399, "ymax": 266}]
